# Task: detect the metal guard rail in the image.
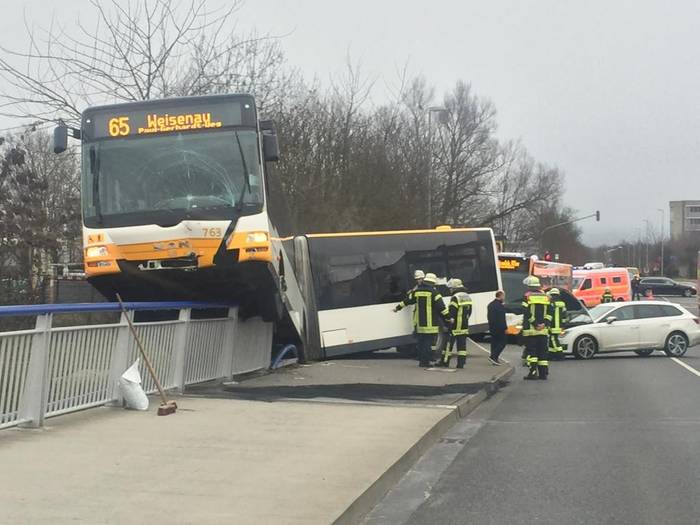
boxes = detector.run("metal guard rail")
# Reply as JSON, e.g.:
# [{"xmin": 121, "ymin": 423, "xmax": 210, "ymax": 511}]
[{"xmin": 0, "ymin": 300, "xmax": 273, "ymax": 431}]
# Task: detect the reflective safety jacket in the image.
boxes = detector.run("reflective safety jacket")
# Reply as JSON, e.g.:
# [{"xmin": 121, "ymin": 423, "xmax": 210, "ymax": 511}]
[
  {"xmin": 548, "ymin": 299, "xmax": 567, "ymax": 334},
  {"xmin": 521, "ymin": 291, "xmax": 551, "ymax": 336},
  {"xmin": 396, "ymin": 284, "xmax": 450, "ymax": 334},
  {"xmin": 600, "ymin": 292, "xmax": 614, "ymax": 303},
  {"xmin": 399, "ymin": 288, "xmax": 418, "ymax": 326},
  {"xmin": 448, "ymin": 288, "xmax": 472, "ymax": 336}
]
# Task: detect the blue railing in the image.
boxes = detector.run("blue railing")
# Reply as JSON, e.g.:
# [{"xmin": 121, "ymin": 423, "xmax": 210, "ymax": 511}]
[
  {"xmin": 0, "ymin": 298, "xmax": 277, "ymax": 430},
  {"xmin": 0, "ymin": 301, "xmax": 237, "ymax": 317}
]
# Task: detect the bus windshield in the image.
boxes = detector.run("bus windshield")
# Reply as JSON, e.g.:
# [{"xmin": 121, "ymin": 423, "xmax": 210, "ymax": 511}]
[
  {"xmin": 82, "ymin": 129, "xmax": 263, "ymax": 228},
  {"xmin": 498, "ymin": 255, "xmax": 530, "ymax": 305}
]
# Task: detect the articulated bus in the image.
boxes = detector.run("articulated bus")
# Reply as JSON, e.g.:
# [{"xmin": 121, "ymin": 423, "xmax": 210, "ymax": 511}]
[
  {"xmin": 299, "ymin": 227, "xmax": 501, "ymax": 357},
  {"xmin": 53, "ymin": 94, "xmax": 318, "ymax": 358}
]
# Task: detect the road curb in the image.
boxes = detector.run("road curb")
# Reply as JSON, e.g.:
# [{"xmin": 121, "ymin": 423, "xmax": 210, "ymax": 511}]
[{"xmin": 332, "ymin": 364, "xmax": 514, "ymax": 525}]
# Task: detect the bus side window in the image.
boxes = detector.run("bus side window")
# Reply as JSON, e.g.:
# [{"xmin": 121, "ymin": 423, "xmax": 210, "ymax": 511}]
[{"xmin": 368, "ymin": 250, "xmax": 408, "ymax": 304}]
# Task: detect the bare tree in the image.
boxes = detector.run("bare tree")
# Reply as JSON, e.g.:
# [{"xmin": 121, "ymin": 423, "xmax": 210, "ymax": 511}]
[
  {"xmin": 0, "ymin": 0, "xmax": 287, "ymax": 124},
  {"xmin": 0, "ymin": 129, "xmax": 80, "ymax": 303}
]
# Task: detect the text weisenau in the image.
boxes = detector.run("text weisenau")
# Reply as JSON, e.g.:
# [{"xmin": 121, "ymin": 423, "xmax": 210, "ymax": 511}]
[{"xmin": 137, "ymin": 112, "xmax": 223, "ymax": 134}]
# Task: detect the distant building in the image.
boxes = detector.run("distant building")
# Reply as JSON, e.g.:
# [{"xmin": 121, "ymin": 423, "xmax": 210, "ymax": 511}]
[{"xmin": 669, "ymin": 200, "xmax": 700, "ymax": 240}]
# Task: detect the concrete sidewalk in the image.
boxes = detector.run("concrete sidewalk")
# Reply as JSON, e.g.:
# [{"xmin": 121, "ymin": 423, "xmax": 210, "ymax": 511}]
[{"xmin": 0, "ymin": 348, "xmax": 513, "ymax": 525}]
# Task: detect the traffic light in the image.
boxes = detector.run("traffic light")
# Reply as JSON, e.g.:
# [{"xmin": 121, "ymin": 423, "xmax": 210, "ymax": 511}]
[{"xmin": 596, "ymin": 210, "xmax": 600, "ymax": 221}]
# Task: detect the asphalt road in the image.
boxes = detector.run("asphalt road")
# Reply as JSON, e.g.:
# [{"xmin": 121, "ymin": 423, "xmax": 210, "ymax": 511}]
[
  {"xmin": 665, "ymin": 293, "xmax": 698, "ymax": 315},
  {"xmin": 365, "ymin": 299, "xmax": 700, "ymax": 525}
]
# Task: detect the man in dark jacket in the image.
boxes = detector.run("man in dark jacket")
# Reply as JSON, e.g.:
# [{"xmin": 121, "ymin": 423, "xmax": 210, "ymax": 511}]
[
  {"xmin": 487, "ymin": 291, "xmax": 508, "ymax": 365},
  {"xmin": 631, "ymin": 274, "xmax": 641, "ymax": 300}
]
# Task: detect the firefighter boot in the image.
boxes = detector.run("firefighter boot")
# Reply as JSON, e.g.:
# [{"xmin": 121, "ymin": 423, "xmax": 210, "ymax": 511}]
[
  {"xmin": 538, "ymin": 365, "xmax": 548, "ymax": 380},
  {"xmin": 456, "ymin": 356, "xmax": 466, "ymax": 369},
  {"xmin": 440, "ymin": 352, "xmax": 451, "ymax": 367},
  {"xmin": 524, "ymin": 365, "xmax": 538, "ymax": 380}
]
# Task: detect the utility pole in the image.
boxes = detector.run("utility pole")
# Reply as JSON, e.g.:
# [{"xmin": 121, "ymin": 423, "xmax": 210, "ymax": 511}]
[
  {"xmin": 657, "ymin": 208, "xmax": 665, "ymax": 276},
  {"xmin": 426, "ymin": 107, "xmax": 447, "ymax": 228}
]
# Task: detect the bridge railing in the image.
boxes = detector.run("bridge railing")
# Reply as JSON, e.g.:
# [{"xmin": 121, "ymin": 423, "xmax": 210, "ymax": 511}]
[{"xmin": 0, "ymin": 302, "xmax": 272, "ymax": 430}]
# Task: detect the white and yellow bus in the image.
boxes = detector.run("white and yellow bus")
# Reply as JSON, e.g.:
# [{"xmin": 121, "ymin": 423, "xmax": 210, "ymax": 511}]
[
  {"xmin": 53, "ymin": 94, "xmax": 319, "ymax": 358},
  {"xmin": 300, "ymin": 227, "xmax": 501, "ymax": 357}
]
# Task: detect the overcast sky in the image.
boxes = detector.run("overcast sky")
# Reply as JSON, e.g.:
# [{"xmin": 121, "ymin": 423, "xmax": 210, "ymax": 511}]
[{"xmin": 2, "ymin": 0, "xmax": 698, "ymax": 246}]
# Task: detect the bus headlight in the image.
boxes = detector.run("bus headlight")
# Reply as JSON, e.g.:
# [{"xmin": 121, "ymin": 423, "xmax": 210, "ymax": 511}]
[
  {"xmin": 86, "ymin": 246, "xmax": 109, "ymax": 258},
  {"xmin": 246, "ymin": 232, "xmax": 269, "ymax": 243}
]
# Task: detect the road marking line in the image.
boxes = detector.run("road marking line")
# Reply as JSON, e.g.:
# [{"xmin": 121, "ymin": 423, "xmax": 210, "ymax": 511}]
[
  {"xmin": 671, "ymin": 357, "xmax": 700, "ymax": 378},
  {"xmin": 468, "ymin": 339, "xmax": 491, "ymax": 354}
]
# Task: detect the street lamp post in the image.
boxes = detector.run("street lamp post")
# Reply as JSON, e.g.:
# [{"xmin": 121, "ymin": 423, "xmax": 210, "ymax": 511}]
[
  {"xmin": 643, "ymin": 219, "xmax": 651, "ymax": 273},
  {"xmin": 427, "ymin": 106, "xmax": 447, "ymax": 228},
  {"xmin": 657, "ymin": 208, "xmax": 665, "ymax": 276},
  {"xmin": 605, "ymin": 246, "xmax": 623, "ymax": 265}
]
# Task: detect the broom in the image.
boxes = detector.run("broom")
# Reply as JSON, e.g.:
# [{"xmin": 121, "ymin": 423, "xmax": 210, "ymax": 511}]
[{"xmin": 116, "ymin": 293, "xmax": 177, "ymax": 416}]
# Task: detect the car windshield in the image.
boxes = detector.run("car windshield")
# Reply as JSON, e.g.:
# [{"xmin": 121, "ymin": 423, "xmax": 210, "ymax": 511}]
[
  {"xmin": 82, "ymin": 129, "xmax": 263, "ymax": 228},
  {"xmin": 587, "ymin": 304, "xmax": 617, "ymax": 321},
  {"xmin": 572, "ymin": 277, "xmax": 583, "ymax": 289}
]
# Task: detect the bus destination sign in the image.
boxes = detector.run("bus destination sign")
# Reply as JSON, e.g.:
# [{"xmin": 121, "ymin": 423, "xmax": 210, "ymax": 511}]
[
  {"xmin": 498, "ymin": 257, "xmax": 523, "ymax": 271},
  {"xmin": 88, "ymin": 100, "xmax": 245, "ymax": 139}
]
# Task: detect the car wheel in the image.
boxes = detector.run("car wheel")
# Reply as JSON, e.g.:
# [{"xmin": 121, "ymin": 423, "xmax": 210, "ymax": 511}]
[
  {"xmin": 573, "ymin": 335, "xmax": 598, "ymax": 359},
  {"xmin": 634, "ymin": 348, "xmax": 654, "ymax": 357},
  {"xmin": 683, "ymin": 289, "xmax": 692, "ymax": 298},
  {"xmin": 664, "ymin": 332, "xmax": 689, "ymax": 357}
]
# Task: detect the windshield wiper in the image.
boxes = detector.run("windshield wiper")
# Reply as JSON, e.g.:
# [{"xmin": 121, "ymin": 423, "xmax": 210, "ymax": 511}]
[
  {"xmin": 89, "ymin": 145, "xmax": 103, "ymax": 225},
  {"xmin": 234, "ymin": 130, "xmax": 251, "ymax": 212}
]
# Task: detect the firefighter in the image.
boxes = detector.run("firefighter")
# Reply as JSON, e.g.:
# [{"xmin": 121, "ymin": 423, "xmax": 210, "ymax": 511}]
[
  {"xmin": 441, "ymin": 278, "xmax": 472, "ymax": 369},
  {"xmin": 601, "ymin": 287, "xmax": 614, "ymax": 303},
  {"xmin": 521, "ymin": 276, "xmax": 551, "ymax": 380},
  {"xmin": 413, "ymin": 269, "xmax": 425, "ymax": 289},
  {"xmin": 394, "ymin": 273, "xmax": 451, "ymax": 367},
  {"xmin": 398, "ymin": 269, "xmax": 425, "ymax": 330},
  {"xmin": 547, "ymin": 288, "xmax": 566, "ymax": 361}
]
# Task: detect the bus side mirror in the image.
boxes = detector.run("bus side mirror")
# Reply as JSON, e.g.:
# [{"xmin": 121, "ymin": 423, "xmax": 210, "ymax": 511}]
[
  {"xmin": 263, "ymin": 133, "xmax": 280, "ymax": 162},
  {"xmin": 53, "ymin": 123, "xmax": 68, "ymax": 154}
]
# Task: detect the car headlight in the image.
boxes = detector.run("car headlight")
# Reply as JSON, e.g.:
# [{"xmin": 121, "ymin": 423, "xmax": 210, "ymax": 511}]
[
  {"xmin": 246, "ymin": 232, "xmax": 269, "ymax": 243},
  {"xmin": 85, "ymin": 246, "xmax": 109, "ymax": 258}
]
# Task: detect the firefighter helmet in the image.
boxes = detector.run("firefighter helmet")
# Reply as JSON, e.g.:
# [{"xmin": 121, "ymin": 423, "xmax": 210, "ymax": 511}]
[
  {"xmin": 523, "ymin": 275, "xmax": 541, "ymax": 288},
  {"xmin": 423, "ymin": 273, "xmax": 437, "ymax": 285},
  {"xmin": 548, "ymin": 288, "xmax": 560, "ymax": 296},
  {"xmin": 447, "ymin": 278, "xmax": 463, "ymax": 290},
  {"xmin": 414, "ymin": 269, "xmax": 425, "ymax": 280}
]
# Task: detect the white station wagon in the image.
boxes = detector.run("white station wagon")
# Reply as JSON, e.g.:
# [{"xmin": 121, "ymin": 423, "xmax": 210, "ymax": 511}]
[{"xmin": 561, "ymin": 301, "xmax": 700, "ymax": 359}]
